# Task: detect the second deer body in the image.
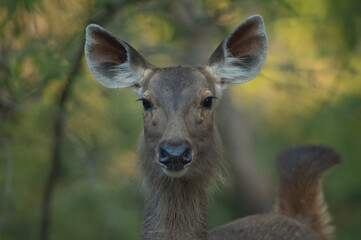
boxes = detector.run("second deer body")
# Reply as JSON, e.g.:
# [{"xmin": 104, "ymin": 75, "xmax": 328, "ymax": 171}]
[{"xmin": 85, "ymin": 15, "xmax": 340, "ymax": 240}]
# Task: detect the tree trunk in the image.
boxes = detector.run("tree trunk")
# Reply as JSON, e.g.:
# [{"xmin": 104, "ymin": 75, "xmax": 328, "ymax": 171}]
[{"xmin": 218, "ymin": 90, "xmax": 272, "ymax": 215}]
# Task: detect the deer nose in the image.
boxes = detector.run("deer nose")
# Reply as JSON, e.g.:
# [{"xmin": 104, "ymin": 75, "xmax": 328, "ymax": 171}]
[{"xmin": 158, "ymin": 144, "xmax": 192, "ymax": 171}]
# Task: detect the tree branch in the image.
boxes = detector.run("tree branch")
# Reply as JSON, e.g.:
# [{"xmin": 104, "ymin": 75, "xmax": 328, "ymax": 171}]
[
  {"xmin": 39, "ymin": 1, "xmax": 135, "ymax": 239},
  {"xmin": 39, "ymin": 42, "xmax": 84, "ymax": 240}
]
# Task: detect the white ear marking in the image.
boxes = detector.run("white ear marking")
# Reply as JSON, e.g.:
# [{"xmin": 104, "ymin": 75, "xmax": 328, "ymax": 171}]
[
  {"xmin": 215, "ymin": 83, "xmax": 228, "ymax": 99},
  {"xmin": 109, "ymin": 61, "xmax": 143, "ymax": 88},
  {"xmin": 209, "ymin": 51, "xmax": 249, "ymax": 84}
]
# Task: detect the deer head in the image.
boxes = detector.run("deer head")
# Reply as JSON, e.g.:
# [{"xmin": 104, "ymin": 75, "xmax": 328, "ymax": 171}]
[{"xmin": 85, "ymin": 15, "xmax": 267, "ymax": 182}]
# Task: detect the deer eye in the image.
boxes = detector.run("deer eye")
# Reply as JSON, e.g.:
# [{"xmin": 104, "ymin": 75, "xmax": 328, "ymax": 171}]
[
  {"xmin": 138, "ymin": 98, "xmax": 153, "ymax": 110},
  {"xmin": 202, "ymin": 96, "xmax": 216, "ymax": 109}
]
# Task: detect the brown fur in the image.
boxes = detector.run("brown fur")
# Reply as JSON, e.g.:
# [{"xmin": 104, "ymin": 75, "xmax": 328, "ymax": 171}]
[{"xmin": 209, "ymin": 214, "xmax": 320, "ymax": 240}]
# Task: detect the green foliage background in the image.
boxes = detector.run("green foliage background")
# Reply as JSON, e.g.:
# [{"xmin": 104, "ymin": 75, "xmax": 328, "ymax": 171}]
[{"xmin": 0, "ymin": 0, "xmax": 360, "ymax": 239}]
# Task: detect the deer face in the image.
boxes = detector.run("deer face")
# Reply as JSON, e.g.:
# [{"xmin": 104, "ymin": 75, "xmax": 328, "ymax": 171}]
[
  {"xmin": 85, "ymin": 15, "xmax": 267, "ymax": 179},
  {"xmin": 138, "ymin": 67, "xmax": 218, "ymax": 178}
]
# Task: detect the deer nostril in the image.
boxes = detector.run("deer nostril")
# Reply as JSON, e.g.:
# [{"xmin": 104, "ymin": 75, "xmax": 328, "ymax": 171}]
[
  {"xmin": 181, "ymin": 147, "xmax": 192, "ymax": 164},
  {"xmin": 160, "ymin": 148, "xmax": 168, "ymax": 159}
]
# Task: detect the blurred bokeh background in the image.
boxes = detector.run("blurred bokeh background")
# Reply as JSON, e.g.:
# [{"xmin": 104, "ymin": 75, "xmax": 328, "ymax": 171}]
[{"xmin": 0, "ymin": 0, "xmax": 360, "ymax": 239}]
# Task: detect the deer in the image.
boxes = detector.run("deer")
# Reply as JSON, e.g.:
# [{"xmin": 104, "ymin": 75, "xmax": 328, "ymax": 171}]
[{"xmin": 84, "ymin": 15, "xmax": 340, "ymax": 240}]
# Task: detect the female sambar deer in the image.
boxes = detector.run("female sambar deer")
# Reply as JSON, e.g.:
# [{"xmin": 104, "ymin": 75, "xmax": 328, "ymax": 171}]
[{"xmin": 85, "ymin": 15, "xmax": 340, "ymax": 240}]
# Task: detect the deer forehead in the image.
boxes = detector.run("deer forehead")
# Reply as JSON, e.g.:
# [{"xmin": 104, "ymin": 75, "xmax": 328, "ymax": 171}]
[{"xmin": 142, "ymin": 66, "xmax": 216, "ymax": 111}]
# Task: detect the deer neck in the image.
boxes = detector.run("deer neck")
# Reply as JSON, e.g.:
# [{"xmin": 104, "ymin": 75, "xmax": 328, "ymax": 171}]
[
  {"xmin": 140, "ymin": 175, "xmax": 210, "ymax": 240},
  {"xmin": 138, "ymin": 128, "xmax": 222, "ymax": 240}
]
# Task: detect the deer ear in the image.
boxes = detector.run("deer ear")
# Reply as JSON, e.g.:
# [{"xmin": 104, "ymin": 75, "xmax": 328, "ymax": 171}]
[
  {"xmin": 207, "ymin": 15, "xmax": 268, "ymax": 88},
  {"xmin": 85, "ymin": 24, "xmax": 152, "ymax": 96}
]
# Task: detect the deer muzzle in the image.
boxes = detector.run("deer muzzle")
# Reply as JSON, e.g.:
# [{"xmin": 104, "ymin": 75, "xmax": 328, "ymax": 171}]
[{"xmin": 158, "ymin": 144, "xmax": 192, "ymax": 172}]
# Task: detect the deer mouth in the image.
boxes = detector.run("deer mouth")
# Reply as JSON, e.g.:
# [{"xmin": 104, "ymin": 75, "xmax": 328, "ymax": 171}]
[
  {"xmin": 158, "ymin": 156, "xmax": 191, "ymax": 178},
  {"xmin": 161, "ymin": 167, "xmax": 189, "ymax": 178}
]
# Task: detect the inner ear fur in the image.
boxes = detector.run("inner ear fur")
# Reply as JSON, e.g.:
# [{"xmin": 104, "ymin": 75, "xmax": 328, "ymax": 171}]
[
  {"xmin": 207, "ymin": 15, "xmax": 268, "ymax": 85},
  {"xmin": 86, "ymin": 26, "xmax": 128, "ymax": 67}
]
